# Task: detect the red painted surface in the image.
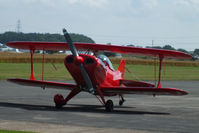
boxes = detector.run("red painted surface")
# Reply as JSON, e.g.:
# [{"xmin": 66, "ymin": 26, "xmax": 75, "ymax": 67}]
[
  {"xmin": 64, "ymin": 54, "xmax": 123, "ymax": 88},
  {"xmin": 30, "ymin": 50, "xmax": 35, "ymax": 80},
  {"xmin": 42, "ymin": 50, "xmax": 45, "ymax": 81},
  {"xmin": 54, "ymin": 94, "xmax": 65, "ymax": 105},
  {"xmin": 157, "ymin": 56, "xmax": 163, "ymax": 88},
  {"xmin": 7, "ymin": 53, "xmax": 189, "ymax": 96},
  {"xmin": 7, "ymin": 41, "xmax": 192, "ymax": 59},
  {"xmin": 101, "ymin": 87, "xmax": 188, "ymax": 96}
]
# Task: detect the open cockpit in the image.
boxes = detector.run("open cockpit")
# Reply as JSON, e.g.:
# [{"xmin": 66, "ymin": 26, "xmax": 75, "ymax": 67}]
[{"xmin": 97, "ymin": 54, "xmax": 114, "ymax": 70}]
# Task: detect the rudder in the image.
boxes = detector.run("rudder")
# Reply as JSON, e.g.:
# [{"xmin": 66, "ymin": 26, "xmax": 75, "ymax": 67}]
[{"xmin": 118, "ymin": 59, "xmax": 125, "ymax": 78}]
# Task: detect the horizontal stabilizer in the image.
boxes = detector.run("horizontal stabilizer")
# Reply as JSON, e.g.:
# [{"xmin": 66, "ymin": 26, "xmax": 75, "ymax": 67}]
[
  {"xmin": 121, "ymin": 80, "xmax": 155, "ymax": 87},
  {"xmin": 101, "ymin": 86, "xmax": 188, "ymax": 96}
]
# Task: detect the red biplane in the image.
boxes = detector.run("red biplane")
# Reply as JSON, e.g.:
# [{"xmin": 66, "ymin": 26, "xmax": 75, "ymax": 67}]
[{"xmin": 6, "ymin": 29, "xmax": 192, "ymax": 112}]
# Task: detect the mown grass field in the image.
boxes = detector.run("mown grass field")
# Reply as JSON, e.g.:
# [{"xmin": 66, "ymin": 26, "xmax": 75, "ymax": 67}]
[
  {"xmin": 1, "ymin": 52, "xmax": 199, "ymax": 67},
  {"xmin": 0, "ymin": 52, "xmax": 198, "ymax": 81},
  {"xmin": 0, "ymin": 129, "xmax": 35, "ymax": 133},
  {"xmin": 0, "ymin": 62, "xmax": 199, "ymax": 81}
]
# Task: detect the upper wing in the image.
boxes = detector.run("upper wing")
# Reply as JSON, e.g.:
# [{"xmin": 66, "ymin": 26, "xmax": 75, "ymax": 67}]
[
  {"xmin": 101, "ymin": 86, "xmax": 188, "ymax": 96},
  {"xmin": 8, "ymin": 78, "xmax": 78, "ymax": 90},
  {"xmin": 7, "ymin": 41, "xmax": 192, "ymax": 59}
]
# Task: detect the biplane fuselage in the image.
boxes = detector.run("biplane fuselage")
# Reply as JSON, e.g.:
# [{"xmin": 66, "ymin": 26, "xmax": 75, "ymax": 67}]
[
  {"xmin": 64, "ymin": 54, "xmax": 155, "ymax": 97},
  {"xmin": 65, "ymin": 54, "xmax": 122, "ymax": 91},
  {"xmin": 6, "ymin": 29, "xmax": 192, "ymax": 112}
]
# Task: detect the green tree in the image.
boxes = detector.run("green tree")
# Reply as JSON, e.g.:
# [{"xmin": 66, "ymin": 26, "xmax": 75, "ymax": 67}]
[
  {"xmin": 177, "ymin": 48, "xmax": 189, "ymax": 53},
  {"xmin": 162, "ymin": 45, "xmax": 175, "ymax": 50},
  {"xmin": 146, "ymin": 46, "xmax": 162, "ymax": 49},
  {"xmin": 193, "ymin": 49, "xmax": 199, "ymax": 56},
  {"xmin": 0, "ymin": 32, "xmax": 95, "ymax": 44},
  {"xmin": 127, "ymin": 44, "xmax": 135, "ymax": 47}
]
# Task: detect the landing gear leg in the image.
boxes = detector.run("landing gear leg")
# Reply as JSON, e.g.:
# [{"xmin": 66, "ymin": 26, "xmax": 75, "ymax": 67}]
[
  {"xmin": 95, "ymin": 87, "xmax": 114, "ymax": 112},
  {"xmin": 119, "ymin": 94, "xmax": 125, "ymax": 106},
  {"xmin": 54, "ymin": 88, "xmax": 81, "ymax": 109}
]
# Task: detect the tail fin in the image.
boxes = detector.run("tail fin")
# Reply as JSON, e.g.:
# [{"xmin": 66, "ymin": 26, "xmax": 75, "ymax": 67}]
[{"xmin": 118, "ymin": 59, "xmax": 125, "ymax": 78}]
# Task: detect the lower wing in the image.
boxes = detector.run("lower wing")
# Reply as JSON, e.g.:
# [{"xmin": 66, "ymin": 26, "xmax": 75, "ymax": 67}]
[
  {"xmin": 101, "ymin": 86, "xmax": 188, "ymax": 96},
  {"xmin": 7, "ymin": 78, "xmax": 188, "ymax": 96},
  {"xmin": 8, "ymin": 78, "xmax": 78, "ymax": 90}
]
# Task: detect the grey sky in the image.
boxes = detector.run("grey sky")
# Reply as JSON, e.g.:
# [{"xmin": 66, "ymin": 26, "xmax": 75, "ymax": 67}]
[{"xmin": 0, "ymin": 0, "xmax": 199, "ymax": 51}]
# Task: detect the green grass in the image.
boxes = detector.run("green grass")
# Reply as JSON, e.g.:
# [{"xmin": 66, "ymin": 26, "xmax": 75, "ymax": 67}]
[
  {"xmin": 122, "ymin": 64, "xmax": 199, "ymax": 81},
  {"xmin": 0, "ymin": 130, "xmax": 35, "ymax": 133},
  {"xmin": 0, "ymin": 63, "xmax": 199, "ymax": 81},
  {"xmin": 0, "ymin": 63, "xmax": 72, "ymax": 81}
]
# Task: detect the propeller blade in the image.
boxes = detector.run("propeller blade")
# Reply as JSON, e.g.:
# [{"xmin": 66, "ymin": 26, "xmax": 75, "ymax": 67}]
[
  {"xmin": 62, "ymin": 29, "xmax": 79, "ymax": 57},
  {"xmin": 62, "ymin": 28, "xmax": 94, "ymax": 94},
  {"xmin": 79, "ymin": 64, "xmax": 94, "ymax": 93}
]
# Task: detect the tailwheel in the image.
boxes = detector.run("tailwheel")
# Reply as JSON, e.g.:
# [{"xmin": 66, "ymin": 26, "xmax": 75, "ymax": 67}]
[
  {"xmin": 54, "ymin": 94, "xmax": 66, "ymax": 109},
  {"xmin": 105, "ymin": 100, "xmax": 114, "ymax": 112},
  {"xmin": 119, "ymin": 99, "xmax": 126, "ymax": 106},
  {"xmin": 119, "ymin": 100, "xmax": 124, "ymax": 106}
]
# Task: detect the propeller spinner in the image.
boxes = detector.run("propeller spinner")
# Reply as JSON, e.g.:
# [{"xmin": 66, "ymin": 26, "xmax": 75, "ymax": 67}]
[{"xmin": 62, "ymin": 29, "xmax": 95, "ymax": 94}]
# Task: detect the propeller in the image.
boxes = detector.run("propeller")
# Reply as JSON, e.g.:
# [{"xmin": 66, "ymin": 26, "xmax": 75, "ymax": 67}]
[{"xmin": 62, "ymin": 28, "xmax": 95, "ymax": 94}]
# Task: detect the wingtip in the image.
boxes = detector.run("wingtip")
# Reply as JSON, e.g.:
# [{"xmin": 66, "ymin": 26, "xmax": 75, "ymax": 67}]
[
  {"xmin": 179, "ymin": 90, "xmax": 188, "ymax": 95},
  {"xmin": 7, "ymin": 78, "xmax": 17, "ymax": 83}
]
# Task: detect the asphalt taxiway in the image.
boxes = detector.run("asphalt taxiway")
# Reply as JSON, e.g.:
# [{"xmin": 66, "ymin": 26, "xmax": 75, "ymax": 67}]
[{"xmin": 0, "ymin": 80, "xmax": 198, "ymax": 133}]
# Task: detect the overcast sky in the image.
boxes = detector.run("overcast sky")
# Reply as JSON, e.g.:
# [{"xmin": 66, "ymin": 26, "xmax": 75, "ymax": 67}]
[{"xmin": 0, "ymin": 0, "xmax": 199, "ymax": 51}]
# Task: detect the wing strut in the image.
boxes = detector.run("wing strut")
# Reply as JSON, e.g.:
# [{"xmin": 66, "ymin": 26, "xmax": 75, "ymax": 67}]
[
  {"xmin": 30, "ymin": 50, "xmax": 35, "ymax": 80},
  {"xmin": 157, "ymin": 55, "xmax": 164, "ymax": 88},
  {"xmin": 154, "ymin": 57, "xmax": 157, "ymax": 86},
  {"xmin": 42, "ymin": 49, "xmax": 45, "ymax": 81}
]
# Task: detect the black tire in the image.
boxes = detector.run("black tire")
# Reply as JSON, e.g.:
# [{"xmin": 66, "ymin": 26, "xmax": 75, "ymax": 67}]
[
  {"xmin": 119, "ymin": 100, "xmax": 123, "ymax": 106},
  {"xmin": 105, "ymin": 100, "xmax": 114, "ymax": 112},
  {"xmin": 55, "ymin": 104, "xmax": 63, "ymax": 109}
]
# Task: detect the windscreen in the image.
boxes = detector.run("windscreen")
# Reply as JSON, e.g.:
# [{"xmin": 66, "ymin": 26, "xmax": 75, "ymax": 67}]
[{"xmin": 97, "ymin": 54, "xmax": 114, "ymax": 70}]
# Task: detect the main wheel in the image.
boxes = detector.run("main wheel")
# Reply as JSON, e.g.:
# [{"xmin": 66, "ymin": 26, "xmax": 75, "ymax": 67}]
[
  {"xmin": 54, "ymin": 94, "xmax": 65, "ymax": 109},
  {"xmin": 105, "ymin": 100, "xmax": 114, "ymax": 112}
]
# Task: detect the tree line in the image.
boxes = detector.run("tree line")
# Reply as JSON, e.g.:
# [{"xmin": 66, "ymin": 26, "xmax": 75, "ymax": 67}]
[
  {"xmin": 0, "ymin": 32, "xmax": 95, "ymax": 44},
  {"xmin": 147, "ymin": 45, "xmax": 199, "ymax": 57},
  {"xmin": 0, "ymin": 31, "xmax": 199, "ymax": 57},
  {"xmin": 135, "ymin": 44, "xmax": 198, "ymax": 57},
  {"xmin": 104, "ymin": 44, "xmax": 199, "ymax": 57}
]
